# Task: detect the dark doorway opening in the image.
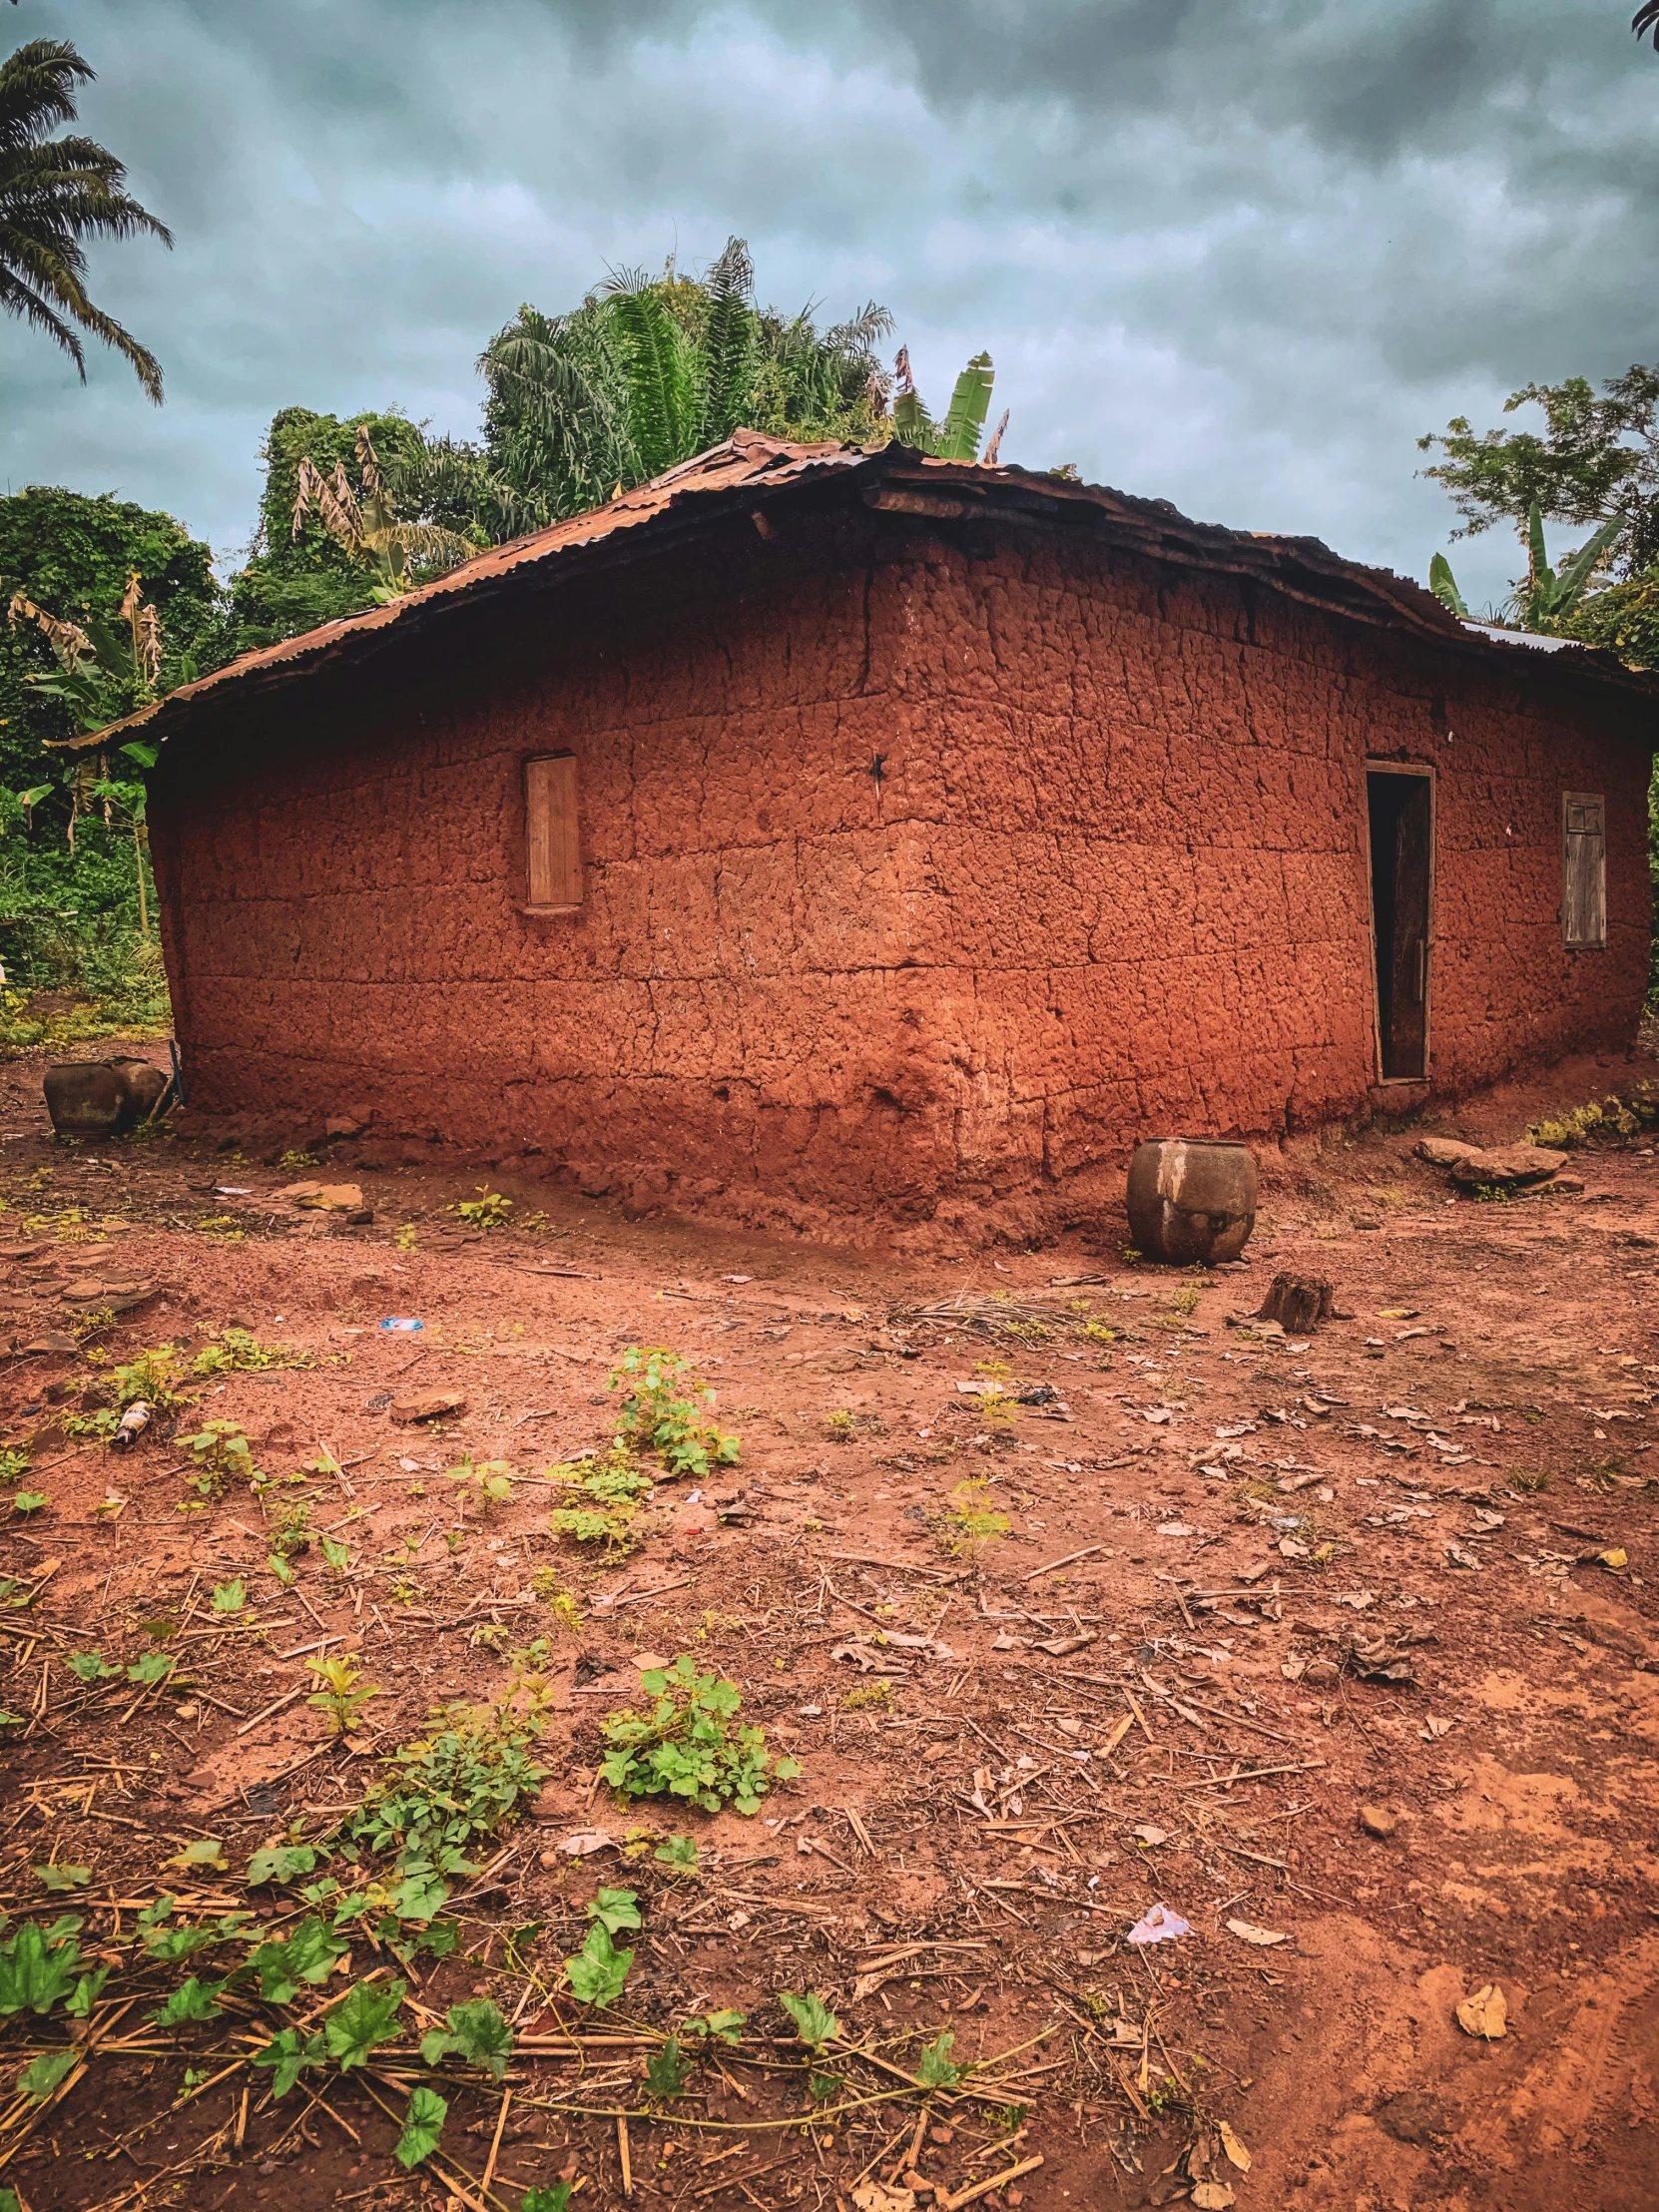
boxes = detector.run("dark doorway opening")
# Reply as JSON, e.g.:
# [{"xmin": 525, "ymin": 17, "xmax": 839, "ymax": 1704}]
[{"xmin": 1367, "ymin": 770, "xmax": 1433, "ymax": 1080}]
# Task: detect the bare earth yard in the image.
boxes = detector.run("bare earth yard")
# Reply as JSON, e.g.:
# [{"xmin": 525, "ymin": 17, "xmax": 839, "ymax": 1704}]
[{"xmin": 0, "ymin": 1046, "xmax": 1655, "ymax": 2212}]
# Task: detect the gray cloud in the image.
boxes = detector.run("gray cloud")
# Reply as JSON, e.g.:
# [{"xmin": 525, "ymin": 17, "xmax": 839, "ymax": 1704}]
[{"xmin": 2, "ymin": 0, "xmax": 1655, "ymax": 611}]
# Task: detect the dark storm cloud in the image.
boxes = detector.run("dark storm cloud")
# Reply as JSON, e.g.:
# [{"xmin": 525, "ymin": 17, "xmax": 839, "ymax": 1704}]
[{"xmin": 2, "ymin": 0, "xmax": 1655, "ymax": 609}]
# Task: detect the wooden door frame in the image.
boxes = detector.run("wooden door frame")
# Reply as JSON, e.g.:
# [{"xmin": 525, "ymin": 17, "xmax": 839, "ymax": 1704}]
[{"xmin": 1364, "ymin": 761, "xmax": 1436, "ymax": 1086}]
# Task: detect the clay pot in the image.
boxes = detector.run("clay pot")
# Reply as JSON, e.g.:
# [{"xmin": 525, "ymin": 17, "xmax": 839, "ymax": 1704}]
[
  {"xmin": 44, "ymin": 1057, "xmax": 169, "ymax": 1140},
  {"xmin": 1125, "ymin": 1137, "xmax": 1258, "ymax": 1265}
]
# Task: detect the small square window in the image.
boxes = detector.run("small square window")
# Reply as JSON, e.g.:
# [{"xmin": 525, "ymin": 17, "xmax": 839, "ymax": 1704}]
[{"xmin": 525, "ymin": 754, "xmax": 581, "ymax": 909}]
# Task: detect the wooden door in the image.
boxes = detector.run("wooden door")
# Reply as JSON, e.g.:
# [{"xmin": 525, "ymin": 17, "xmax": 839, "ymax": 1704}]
[{"xmin": 1368, "ymin": 770, "xmax": 1433, "ymax": 1081}]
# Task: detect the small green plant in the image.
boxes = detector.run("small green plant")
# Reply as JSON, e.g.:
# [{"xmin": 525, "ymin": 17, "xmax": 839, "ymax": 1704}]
[
  {"xmin": 977, "ymin": 1385, "xmax": 1018, "ymax": 1430},
  {"xmin": 530, "ymin": 1566, "xmax": 582, "ymax": 1628},
  {"xmin": 278, "ymin": 1149, "xmax": 318, "ymax": 1171},
  {"xmin": 930, "ymin": 1478, "xmax": 1010, "ymax": 1556},
  {"xmin": 599, "ymin": 1656, "xmax": 801, "ymax": 1815},
  {"xmin": 210, "ymin": 1578, "xmax": 247, "ymax": 1614},
  {"xmin": 645, "ymin": 2034, "xmax": 693, "ymax": 2098},
  {"xmin": 566, "ymin": 1893, "xmax": 639, "ymax": 2005},
  {"xmin": 547, "ymin": 1447, "xmax": 654, "ymax": 1550},
  {"xmin": 11, "ymin": 1491, "xmax": 48, "ymax": 1516},
  {"xmin": 447, "ymin": 1456, "xmax": 514, "ymax": 1513},
  {"xmin": 1167, "ymin": 1284, "xmax": 1201, "ymax": 1316},
  {"xmin": 394, "ymin": 2085, "xmax": 448, "ymax": 2171},
  {"xmin": 192, "ymin": 1327, "xmax": 309, "ymax": 1377},
  {"xmin": 181, "ymin": 1419, "xmax": 256, "ymax": 1501},
  {"xmin": 1078, "ymin": 1321, "xmax": 1118, "ymax": 1346},
  {"xmin": 522, "ymin": 2189, "xmax": 575, "ymax": 2212},
  {"xmin": 915, "ymin": 2030, "xmax": 966, "ymax": 2088},
  {"xmin": 393, "ymin": 1222, "xmax": 418, "ymax": 1251},
  {"xmin": 654, "ymin": 1833, "xmax": 699, "ymax": 1873},
  {"xmin": 454, "ymin": 1187, "xmax": 513, "ymax": 1230},
  {"xmin": 306, "ymin": 1653, "xmax": 379, "ymax": 1736},
  {"xmin": 344, "ymin": 1695, "xmax": 549, "ymax": 1914},
  {"xmin": 1529, "ymin": 1090, "xmax": 1656, "ymax": 1149},
  {"xmin": 0, "ymin": 1448, "xmax": 29, "ymax": 1485},
  {"xmin": 609, "ymin": 1347, "xmax": 740, "ymax": 1477},
  {"xmin": 34, "ymin": 1864, "xmax": 92, "ymax": 1894},
  {"xmin": 779, "ymin": 1990, "xmax": 840, "ymax": 2050},
  {"xmin": 1121, "ymin": 1245, "xmax": 1143, "ymax": 1266},
  {"xmin": 247, "ymin": 1842, "xmax": 318, "ymax": 1887},
  {"xmin": 419, "ymin": 1996, "xmax": 514, "ymax": 2080},
  {"xmin": 1469, "ymin": 1182, "xmax": 1514, "ymax": 1205},
  {"xmin": 0, "ymin": 1917, "xmax": 104, "ymax": 2017},
  {"xmin": 823, "ymin": 1407, "xmax": 855, "ymax": 1442},
  {"xmin": 842, "ymin": 1680, "xmax": 892, "ymax": 1712},
  {"xmin": 65, "ymin": 1649, "xmax": 121, "ymax": 1683},
  {"xmin": 682, "ymin": 2008, "xmax": 745, "ymax": 2046}
]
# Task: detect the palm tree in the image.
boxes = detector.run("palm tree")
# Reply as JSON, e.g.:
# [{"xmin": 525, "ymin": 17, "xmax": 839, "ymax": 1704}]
[
  {"xmin": 0, "ymin": 38, "xmax": 172, "ymax": 401},
  {"xmin": 1638, "ymin": 3, "xmax": 1659, "ymax": 49},
  {"xmin": 289, "ymin": 425, "xmax": 477, "ymax": 603}
]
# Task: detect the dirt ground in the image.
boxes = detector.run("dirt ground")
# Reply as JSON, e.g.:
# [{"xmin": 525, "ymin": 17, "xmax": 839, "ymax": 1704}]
[{"xmin": 0, "ymin": 1043, "xmax": 1656, "ymax": 2212}]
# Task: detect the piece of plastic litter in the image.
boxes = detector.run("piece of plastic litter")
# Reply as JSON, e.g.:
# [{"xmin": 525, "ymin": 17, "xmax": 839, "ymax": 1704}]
[
  {"xmin": 1126, "ymin": 1904, "xmax": 1189, "ymax": 1945},
  {"xmin": 378, "ymin": 1318, "xmax": 424, "ymax": 1332}
]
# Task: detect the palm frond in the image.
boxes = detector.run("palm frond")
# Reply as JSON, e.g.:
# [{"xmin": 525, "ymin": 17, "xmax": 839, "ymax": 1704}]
[
  {"xmin": 7, "ymin": 589, "xmax": 91, "ymax": 670},
  {"xmin": 1636, "ymin": 1, "xmax": 1659, "ymax": 49},
  {"xmin": 1553, "ymin": 513, "xmax": 1627, "ymax": 609}
]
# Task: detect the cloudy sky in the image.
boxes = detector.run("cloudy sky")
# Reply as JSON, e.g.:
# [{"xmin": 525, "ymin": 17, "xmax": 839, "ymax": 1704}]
[{"xmin": 4, "ymin": 0, "xmax": 1657, "ymax": 608}]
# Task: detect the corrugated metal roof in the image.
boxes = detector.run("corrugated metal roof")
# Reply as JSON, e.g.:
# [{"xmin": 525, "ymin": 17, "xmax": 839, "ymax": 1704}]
[{"xmin": 64, "ymin": 429, "xmax": 1659, "ymax": 751}]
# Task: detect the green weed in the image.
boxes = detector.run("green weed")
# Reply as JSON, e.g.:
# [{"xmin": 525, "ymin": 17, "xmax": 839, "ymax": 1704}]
[
  {"xmin": 841, "ymin": 1681, "xmax": 892, "ymax": 1712},
  {"xmin": 547, "ymin": 1446, "xmax": 654, "ymax": 1551},
  {"xmin": 454, "ymin": 1187, "xmax": 512, "ymax": 1230},
  {"xmin": 530, "ymin": 1567, "xmax": 582, "ymax": 1628},
  {"xmin": 181, "ymin": 1419, "xmax": 256, "ymax": 1501},
  {"xmin": 192, "ymin": 1327, "xmax": 309, "ymax": 1377},
  {"xmin": 306, "ymin": 1654, "xmax": 379, "ymax": 1736},
  {"xmin": 599, "ymin": 1656, "xmax": 800, "ymax": 1816},
  {"xmin": 447, "ymin": 1456, "xmax": 514, "ymax": 1513},
  {"xmin": 930, "ymin": 1478, "xmax": 1010, "ymax": 1556},
  {"xmin": 609, "ymin": 1346, "xmax": 740, "ymax": 1477}
]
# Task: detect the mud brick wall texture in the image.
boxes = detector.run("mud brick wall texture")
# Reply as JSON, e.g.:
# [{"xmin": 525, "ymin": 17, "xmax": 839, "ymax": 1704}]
[{"xmin": 149, "ymin": 508, "xmax": 1653, "ymax": 1242}]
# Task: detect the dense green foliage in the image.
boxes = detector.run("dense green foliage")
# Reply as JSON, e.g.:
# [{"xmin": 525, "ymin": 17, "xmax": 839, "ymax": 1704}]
[
  {"xmin": 1419, "ymin": 364, "xmax": 1659, "ymax": 577},
  {"xmin": 0, "ymin": 40, "xmax": 172, "ymax": 400},
  {"xmin": 477, "ymin": 237, "xmax": 894, "ymax": 532},
  {"xmin": 229, "ymin": 408, "xmax": 486, "ymax": 652}
]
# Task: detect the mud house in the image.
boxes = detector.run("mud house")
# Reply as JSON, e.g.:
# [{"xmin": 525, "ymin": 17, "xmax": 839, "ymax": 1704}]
[{"xmin": 89, "ymin": 433, "xmax": 1656, "ymax": 1240}]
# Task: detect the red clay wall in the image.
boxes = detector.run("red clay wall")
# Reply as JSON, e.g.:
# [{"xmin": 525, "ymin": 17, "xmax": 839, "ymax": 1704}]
[{"xmin": 151, "ymin": 506, "xmax": 1653, "ymax": 1239}]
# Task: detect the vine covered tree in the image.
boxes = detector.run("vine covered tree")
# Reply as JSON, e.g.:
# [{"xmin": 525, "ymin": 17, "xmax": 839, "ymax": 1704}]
[{"xmin": 0, "ymin": 38, "xmax": 173, "ymax": 400}]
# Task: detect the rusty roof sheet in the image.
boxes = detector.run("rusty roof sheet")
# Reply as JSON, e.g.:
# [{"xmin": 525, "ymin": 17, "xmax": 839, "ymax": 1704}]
[{"xmin": 66, "ymin": 428, "xmax": 1658, "ymax": 751}]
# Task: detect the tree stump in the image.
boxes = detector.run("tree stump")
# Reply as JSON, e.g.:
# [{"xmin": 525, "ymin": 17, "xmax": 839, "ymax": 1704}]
[{"xmin": 1254, "ymin": 1272, "xmax": 1335, "ymax": 1333}]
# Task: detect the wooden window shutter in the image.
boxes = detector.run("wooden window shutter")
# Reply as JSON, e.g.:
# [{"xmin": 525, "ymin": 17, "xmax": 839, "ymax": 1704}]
[
  {"xmin": 1561, "ymin": 792, "xmax": 1606, "ymax": 950},
  {"xmin": 525, "ymin": 754, "xmax": 581, "ymax": 909}
]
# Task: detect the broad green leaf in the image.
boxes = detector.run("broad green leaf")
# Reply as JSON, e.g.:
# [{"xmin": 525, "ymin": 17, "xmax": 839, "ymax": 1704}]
[
  {"xmin": 34, "ymin": 1865, "xmax": 91, "ymax": 1893},
  {"xmin": 936, "ymin": 352, "xmax": 995, "ymax": 462},
  {"xmin": 522, "ymin": 2188, "xmax": 573, "ymax": 2212},
  {"xmin": 684, "ymin": 2007, "xmax": 746, "ymax": 2046},
  {"xmin": 11, "ymin": 1491, "xmax": 48, "ymax": 1515},
  {"xmin": 779, "ymin": 1990, "xmax": 839, "ymax": 2049},
  {"xmin": 252, "ymin": 2026, "xmax": 325, "ymax": 2098},
  {"xmin": 586, "ymin": 1886, "xmax": 641, "ymax": 1935},
  {"xmin": 0, "ymin": 1919, "xmax": 86, "ymax": 2015},
  {"xmin": 394, "ymin": 2083, "xmax": 447, "ymax": 2169},
  {"xmin": 810, "ymin": 2069, "xmax": 842, "ymax": 2103},
  {"xmin": 249, "ymin": 1916, "xmax": 349, "ymax": 2003},
  {"xmin": 319, "ymin": 1535, "xmax": 349, "ymax": 1572},
  {"xmin": 64, "ymin": 1966, "xmax": 112, "ymax": 2017},
  {"xmin": 654, "ymin": 1834, "xmax": 698, "ymax": 1871},
  {"xmin": 565, "ymin": 1923, "xmax": 632, "ymax": 2007},
  {"xmin": 389, "ymin": 1870, "xmax": 449, "ymax": 1924},
  {"xmin": 1427, "ymin": 552, "xmax": 1468, "ymax": 618},
  {"xmin": 247, "ymin": 1843, "xmax": 317, "ymax": 1888},
  {"xmin": 65, "ymin": 1650, "xmax": 121, "ymax": 1683},
  {"xmin": 154, "ymin": 1974, "xmax": 224, "ymax": 2025},
  {"xmin": 323, "ymin": 1976, "xmax": 405, "ymax": 2068},
  {"xmin": 645, "ymin": 2034, "xmax": 691, "ymax": 2098},
  {"xmin": 19, "ymin": 2046, "xmax": 76, "ymax": 2100},
  {"xmin": 127, "ymin": 1652, "xmax": 175, "ymax": 1685},
  {"xmin": 915, "ymin": 2030, "xmax": 965, "ymax": 2089},
  {"xmin": 267, "ymin": 1552, "xmax": 293, "ymax": 1585},
  {"xmin": 211, "ymin": 1579, "xmax": 247, "ymax": 1614},
  {"xmin": 165, "ymin": 1838, "xmax": 228, "ymax": 1874},
  {"xmin": 417, "ymin": 1996, "xmax": 513, "ymax": 2081}
]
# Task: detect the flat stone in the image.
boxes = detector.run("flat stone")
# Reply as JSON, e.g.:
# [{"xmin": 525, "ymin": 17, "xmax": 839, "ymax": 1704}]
[
  {"xmin": 1415, "ymin": 1136, "xmax": 1480, "ymax": 1168},
  {"xmin": 388, "ymin": 1389, "xmax": 467, "ymax": 1425},
  {"xmin": 1445, "ymin": 1143, "xmax": 1568, "ymax": 1186},
  {"xmin": 1358, "ymin": 1801, "xmax": 1397, "ymax": 1839}
]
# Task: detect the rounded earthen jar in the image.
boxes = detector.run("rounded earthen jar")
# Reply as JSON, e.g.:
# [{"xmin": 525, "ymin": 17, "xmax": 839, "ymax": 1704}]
[{"xmin": 1125, "ymin": 1137, "xmax": 1258, "ymax": 1265}]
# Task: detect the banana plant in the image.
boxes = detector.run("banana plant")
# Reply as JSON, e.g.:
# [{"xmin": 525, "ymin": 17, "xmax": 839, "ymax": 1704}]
[
  {"xmin": 291, "ymin": 426, "xmax": 475, "ymax": 603},
  {"xmin": 1514, "ymin": 501, "xmax": 1626, "ymax": 630},
  {"xmin": 891, "ymin": 347, "xmax": 1003, "ymax": 461},
  {"xmin": 1428, "ymin": 502, "xmax": 1626, "ymax": 634}
]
